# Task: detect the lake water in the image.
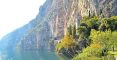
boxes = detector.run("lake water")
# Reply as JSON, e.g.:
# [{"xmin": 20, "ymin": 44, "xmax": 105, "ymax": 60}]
[{"xmin": 0, "ymin": 50, "xmax": 67, "ymax": 60}]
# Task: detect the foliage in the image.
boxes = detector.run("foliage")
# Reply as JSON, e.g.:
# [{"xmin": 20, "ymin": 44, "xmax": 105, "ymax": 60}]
[
  {"xmin": 80, "ymin": 16, "xmax": 117, "ymax": 31},
  {"xmin": 80, "ymin": 16, "xmax": 99, "ymax": 29},
  {"xmin": 68, "ymin": 25, "xmax": 72, "ymax": 35},
  {"xmin": 56, "ymin": 32, "xmax": 74, "ymax": 53},
  {"xmin": 77, "ymin": 26, "xmax": 87, "ymax": 38},
  {"xmin": 72, "ymin": 16, "xmax": 117, "ymax": 60},
  {"xmin": 56, "ymin": 16, "xmax": 117, "ymax": 60},
  {"xmin": 67, "ymin": 25, "xmax": 77, "ymax": 38},
  {"xmin": 98, "ymin": 18, "xmax": 109, "ymax": 31},
  {"xmin": 73, "ymin": 29, "xmax": 117, "ymax": 60},
  {"xmin": 72, "ymin": 25, "xmax": 76, "ymax": 38},
  {"xmin": 90, "ymin": 29, "xmax": 117, "ymax": 51},
  {"xmin": 72, "ymin": 43, "xmax": 103, "ymax": 60}
]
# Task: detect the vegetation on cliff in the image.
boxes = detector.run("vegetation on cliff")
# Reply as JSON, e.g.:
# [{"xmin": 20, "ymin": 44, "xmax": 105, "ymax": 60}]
[{"xmin": 56, "ymin": 16, "xmax": 117, "ymax": 60}]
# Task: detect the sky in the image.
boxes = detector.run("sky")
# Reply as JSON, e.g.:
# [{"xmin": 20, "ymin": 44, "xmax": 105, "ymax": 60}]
[{"xmin": 0, "ymin": 0, "xmax": 46, "ymax": 39}]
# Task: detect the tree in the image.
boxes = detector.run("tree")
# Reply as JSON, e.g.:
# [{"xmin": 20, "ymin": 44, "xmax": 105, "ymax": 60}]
[
  {"xmin": 72, "ymin": 43, "xmax": 103, "ymax": 60},
  {"xmin": 68, "ymin": 25, "xmax": 72, "ymax": 35},
  {"xmin": 56, "ymin": 32, "xmax": 74, "ymax": 54},
  {"xmin": 56, "ymin": 16, "xmax": 117, "ymax": 60},
  {"xmin": 110, "ymin": 31, "xmax": 117, "ymax": 51},
  {"xmin": 72, "ymin": 25, "xmax": 76, "ymax": 38},
  {"xmin": 90, "ymin": 29, "xmax": 117, "ymax": 51}
]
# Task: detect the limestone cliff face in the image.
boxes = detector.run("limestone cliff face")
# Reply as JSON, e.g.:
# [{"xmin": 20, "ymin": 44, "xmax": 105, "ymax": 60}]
[
  {"xmin": 20, "ymin": 0, "xmax": 117, "ymax": 51},
  {"xmin": 46, "ymin": 0, "xmax": 117, "ymax": 40},
  {"xmin": 0, "ymin": 0, "xmax": 117, "ymax": 51}
]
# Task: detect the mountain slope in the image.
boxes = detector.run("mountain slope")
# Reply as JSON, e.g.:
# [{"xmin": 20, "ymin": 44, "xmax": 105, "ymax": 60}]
[
  {"xmin": 0, "ymin": 0, "xmax": 117, "ymax": 55},
  {"xmin": 20, "ymin": 0, "xmax": 117, "ymax": 51}
]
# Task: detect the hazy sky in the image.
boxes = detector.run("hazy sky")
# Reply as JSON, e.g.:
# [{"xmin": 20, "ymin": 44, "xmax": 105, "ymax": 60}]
[{"xmin": 0, "ymin": 0, "xmax": 46, "ymax": 39}]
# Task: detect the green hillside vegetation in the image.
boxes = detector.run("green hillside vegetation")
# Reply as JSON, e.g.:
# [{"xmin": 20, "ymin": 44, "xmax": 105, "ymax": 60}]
[{"xmin": 56, "ymin": 16, "xmax": 117, "ymax": 60}]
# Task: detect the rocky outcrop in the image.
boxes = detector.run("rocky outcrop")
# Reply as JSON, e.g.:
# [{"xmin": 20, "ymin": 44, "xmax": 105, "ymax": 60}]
[
  {"xmin": 19, "ymin": 0, "xmax": 117, "ymax": 51},
  {"xmin": 0, "ymin": 0, "xmax": 117, "ymax": 52}
]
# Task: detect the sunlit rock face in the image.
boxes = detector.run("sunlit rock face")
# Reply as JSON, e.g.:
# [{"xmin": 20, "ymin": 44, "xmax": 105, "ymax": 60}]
[{"xmin": 0, "ymin": 0, "xmax": 117, "ymax": 51}]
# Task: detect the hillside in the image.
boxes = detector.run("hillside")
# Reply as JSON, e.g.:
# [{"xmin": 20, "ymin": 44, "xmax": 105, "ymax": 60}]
[{"xmin": 0, "ymin": 0, "xmax": 117, "ymax": 60}]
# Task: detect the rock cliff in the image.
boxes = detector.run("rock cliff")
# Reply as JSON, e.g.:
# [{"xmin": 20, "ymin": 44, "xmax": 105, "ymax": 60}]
[{"xmin": 0, "ymin": 0, "xmax": 117, "ymax": 51}]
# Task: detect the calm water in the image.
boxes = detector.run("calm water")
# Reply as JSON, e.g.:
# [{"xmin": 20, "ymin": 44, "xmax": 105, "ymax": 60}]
[{"xmin": 0, "ymin": 50, "xmax": 67, "ymax": 60}]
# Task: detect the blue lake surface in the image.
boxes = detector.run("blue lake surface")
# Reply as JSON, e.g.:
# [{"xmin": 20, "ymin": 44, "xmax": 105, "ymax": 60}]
[{"xmin": 0, "ymin": 50, "xmax": 66, "ymax": 60}]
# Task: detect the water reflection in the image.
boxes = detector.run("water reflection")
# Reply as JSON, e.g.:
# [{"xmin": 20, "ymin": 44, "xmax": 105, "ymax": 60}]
[{"xmin": 0, "ymin": 50, "xmax": 64, "ymax": 60}]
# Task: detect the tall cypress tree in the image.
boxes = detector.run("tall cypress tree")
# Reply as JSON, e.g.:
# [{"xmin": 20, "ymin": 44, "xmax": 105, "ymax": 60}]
[
  {"xmin": 68, "ymin": 25, "xmax": 72, "ymax": 35},
  {"xmin": 73, "ymin": 25, "xmax": 76, "ymax": 38}
]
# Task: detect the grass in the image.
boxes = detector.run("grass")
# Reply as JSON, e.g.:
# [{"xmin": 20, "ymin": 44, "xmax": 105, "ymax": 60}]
[{"xmin": 108, "ymin": 51, "xmax": 117, "ymax": 55}]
